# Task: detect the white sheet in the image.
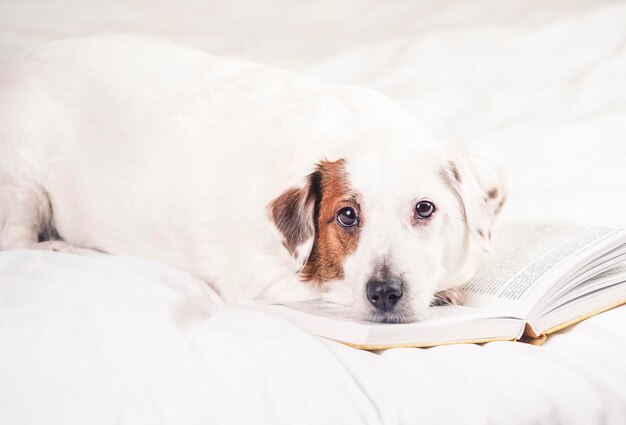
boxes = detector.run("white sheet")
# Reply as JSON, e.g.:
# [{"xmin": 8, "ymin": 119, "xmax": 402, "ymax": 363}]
[
  {"xmin": 1, "ymin": 1, "xmax": 626, "ymax": 424},
  {"xmin": 2, "ymin": 250, "xmax": 626, "ymax": 424}
]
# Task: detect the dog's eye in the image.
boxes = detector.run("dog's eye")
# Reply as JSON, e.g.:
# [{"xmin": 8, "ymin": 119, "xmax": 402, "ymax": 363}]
[
  {"xmin": 415, "ymin": 200, "xmax": 435, "ymax": 219},
  {"xmin": 337, "ymin": 207, "xmax": 358, "ymax": 228}
]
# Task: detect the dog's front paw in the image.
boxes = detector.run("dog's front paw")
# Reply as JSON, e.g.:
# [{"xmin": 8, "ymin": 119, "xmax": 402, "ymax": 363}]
[
  {"xmin": 431, "ymin": 288, "xmax": 466, "ymax": 306},
  {"xmin": 31, "ymin": 240, "xmax": 78, "ymax": 254}
]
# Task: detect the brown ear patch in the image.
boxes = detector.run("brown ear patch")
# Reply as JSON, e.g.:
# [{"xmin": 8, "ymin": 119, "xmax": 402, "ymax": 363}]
[
  {"xmin": 495, "ymin": 199, "xmax": 505, "ymax": 215},
  {"xmin": 442, "ymin": 154, "xmax": 509, "ymax": 252},
  {"xmin": 448, "ymin": 161, "xmax": 462, "ymax": 183},
  {"xmin": 300, "ymin": 159, "xmax": 361, "ymax": 284},
  {"xmin": 269, "ymin": 171, "xmax": 321, "ymax": 256}
]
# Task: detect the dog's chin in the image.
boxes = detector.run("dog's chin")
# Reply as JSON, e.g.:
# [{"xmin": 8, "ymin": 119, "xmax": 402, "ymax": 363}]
[
  {"xmin": 365, "ymin": 306, "xmax": 415, "ymax": 324},
  {"xmin": 361, "ymin": 296, "xmax": 439, "ymax": 323}
]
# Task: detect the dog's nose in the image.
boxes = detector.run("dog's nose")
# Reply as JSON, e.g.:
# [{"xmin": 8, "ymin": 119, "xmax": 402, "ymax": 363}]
[{"xmin": 366, "ymin": 279, "xmax": 403, "ymax": 312}]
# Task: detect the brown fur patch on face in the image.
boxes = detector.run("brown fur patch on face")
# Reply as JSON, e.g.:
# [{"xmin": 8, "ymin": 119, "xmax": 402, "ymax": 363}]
[{"xmin": 300, "ymin": 159, "xmax": 361, "ymax": 284}]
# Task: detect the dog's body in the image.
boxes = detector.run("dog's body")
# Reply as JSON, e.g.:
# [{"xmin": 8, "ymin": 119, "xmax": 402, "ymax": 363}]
[{"xmin": 0, "ymin": 36, "xmax": 507, "ymax": 322}]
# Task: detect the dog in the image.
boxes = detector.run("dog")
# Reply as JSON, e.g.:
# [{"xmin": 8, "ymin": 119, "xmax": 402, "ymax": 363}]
[{"xmin": 0, "ymin": 36, "xmax": 508, "ymax": 323}]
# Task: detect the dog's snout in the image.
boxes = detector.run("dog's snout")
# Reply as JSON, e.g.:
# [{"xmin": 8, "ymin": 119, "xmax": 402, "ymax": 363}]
[{"xmin": 366, "ymin": 279, "xmax": 403, "ymax": 312}]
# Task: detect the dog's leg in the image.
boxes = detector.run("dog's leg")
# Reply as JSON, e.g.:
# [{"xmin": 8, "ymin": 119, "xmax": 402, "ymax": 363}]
[
  {"xmin": 0, "ymin": 176, "xmax": 76, "ymax": 254},
  {"xmin": 30, "ymin": 240, "xmax": 78, "ymax": 254},
  {"xmin": 431, "ymin": 288, "xmax": 466, "ymax": 306}
]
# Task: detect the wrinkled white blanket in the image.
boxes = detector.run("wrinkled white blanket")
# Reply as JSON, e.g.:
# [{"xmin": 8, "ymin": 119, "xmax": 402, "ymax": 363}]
[
  {"xmin": 2, "ymin": 250, "xmax": 626, "ymax": 424},
  {"xmin": 1, "ymin": 1, "xmax": 625, "ymax": 424}
]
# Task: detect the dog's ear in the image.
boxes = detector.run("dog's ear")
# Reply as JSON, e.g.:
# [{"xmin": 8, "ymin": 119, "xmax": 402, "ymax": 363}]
[
  {"xmin": 268, "ymin": 171, "xmax": 321, "ymax": 270},
  {"xmin": 443, "ymin": 153, "xmax": 509, "ymax": 252}
]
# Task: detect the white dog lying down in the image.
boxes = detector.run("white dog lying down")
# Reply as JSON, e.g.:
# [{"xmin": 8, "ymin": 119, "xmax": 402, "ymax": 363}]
[{"xmin": 0, "ymin": 36, "xmax": 507, "ymax": 323}]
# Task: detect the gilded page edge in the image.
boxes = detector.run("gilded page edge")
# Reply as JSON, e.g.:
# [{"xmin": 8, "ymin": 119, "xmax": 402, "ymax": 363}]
[
  {"xmin": 339, "ymin": 336, "xmax": 516, "ymax": 351},
  {"xmin": 521, "ymin": 298, "xmax": 626, "ymax": 345}
]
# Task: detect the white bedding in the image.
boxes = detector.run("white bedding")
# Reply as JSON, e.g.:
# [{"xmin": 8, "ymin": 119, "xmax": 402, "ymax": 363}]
[{"xmin": 1, "ymin": 1, "xmax": 625, "ymax": 424}]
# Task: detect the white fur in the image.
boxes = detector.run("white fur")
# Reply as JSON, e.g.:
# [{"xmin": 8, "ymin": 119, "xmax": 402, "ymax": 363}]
[{"xmin": 0, "ymin": 35, "xmax": 507, "ymax": 321}]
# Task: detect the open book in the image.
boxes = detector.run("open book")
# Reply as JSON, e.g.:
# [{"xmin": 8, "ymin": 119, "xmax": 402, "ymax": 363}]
[{"xmin": 255, "ymin": 224, "xmax": 626, "ymax": 349}]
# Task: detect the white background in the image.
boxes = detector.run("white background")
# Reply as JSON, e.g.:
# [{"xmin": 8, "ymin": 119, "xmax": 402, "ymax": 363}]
[{"xmin": 1, "ymin": 0, "xmax": 625, "ymax": 226}]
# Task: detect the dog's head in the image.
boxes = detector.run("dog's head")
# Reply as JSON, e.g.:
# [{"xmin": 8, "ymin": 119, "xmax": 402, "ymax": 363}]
[{"xmin": 269, "ymin": 146, "xmax": 508, "ymax": 323}]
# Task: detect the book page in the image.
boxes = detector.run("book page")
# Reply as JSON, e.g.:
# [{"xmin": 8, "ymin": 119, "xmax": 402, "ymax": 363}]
[
  {"xmin": 461, "ymin": 225, "xmax": 623, "ymax": 313},
  {"xmin": 258, "ymin": 300, "xmax": 525, "ymax": 347},
  {"xmin": 272, "ymin": 300, "xmax": 496, "ymax": 324},
  {"xmin": 539, "ymin": 263, "xmax": 626, "ymax": 315},
  {"xmin": 535, "ymin": 246, "xmax": 626, "ymax": 313}
]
